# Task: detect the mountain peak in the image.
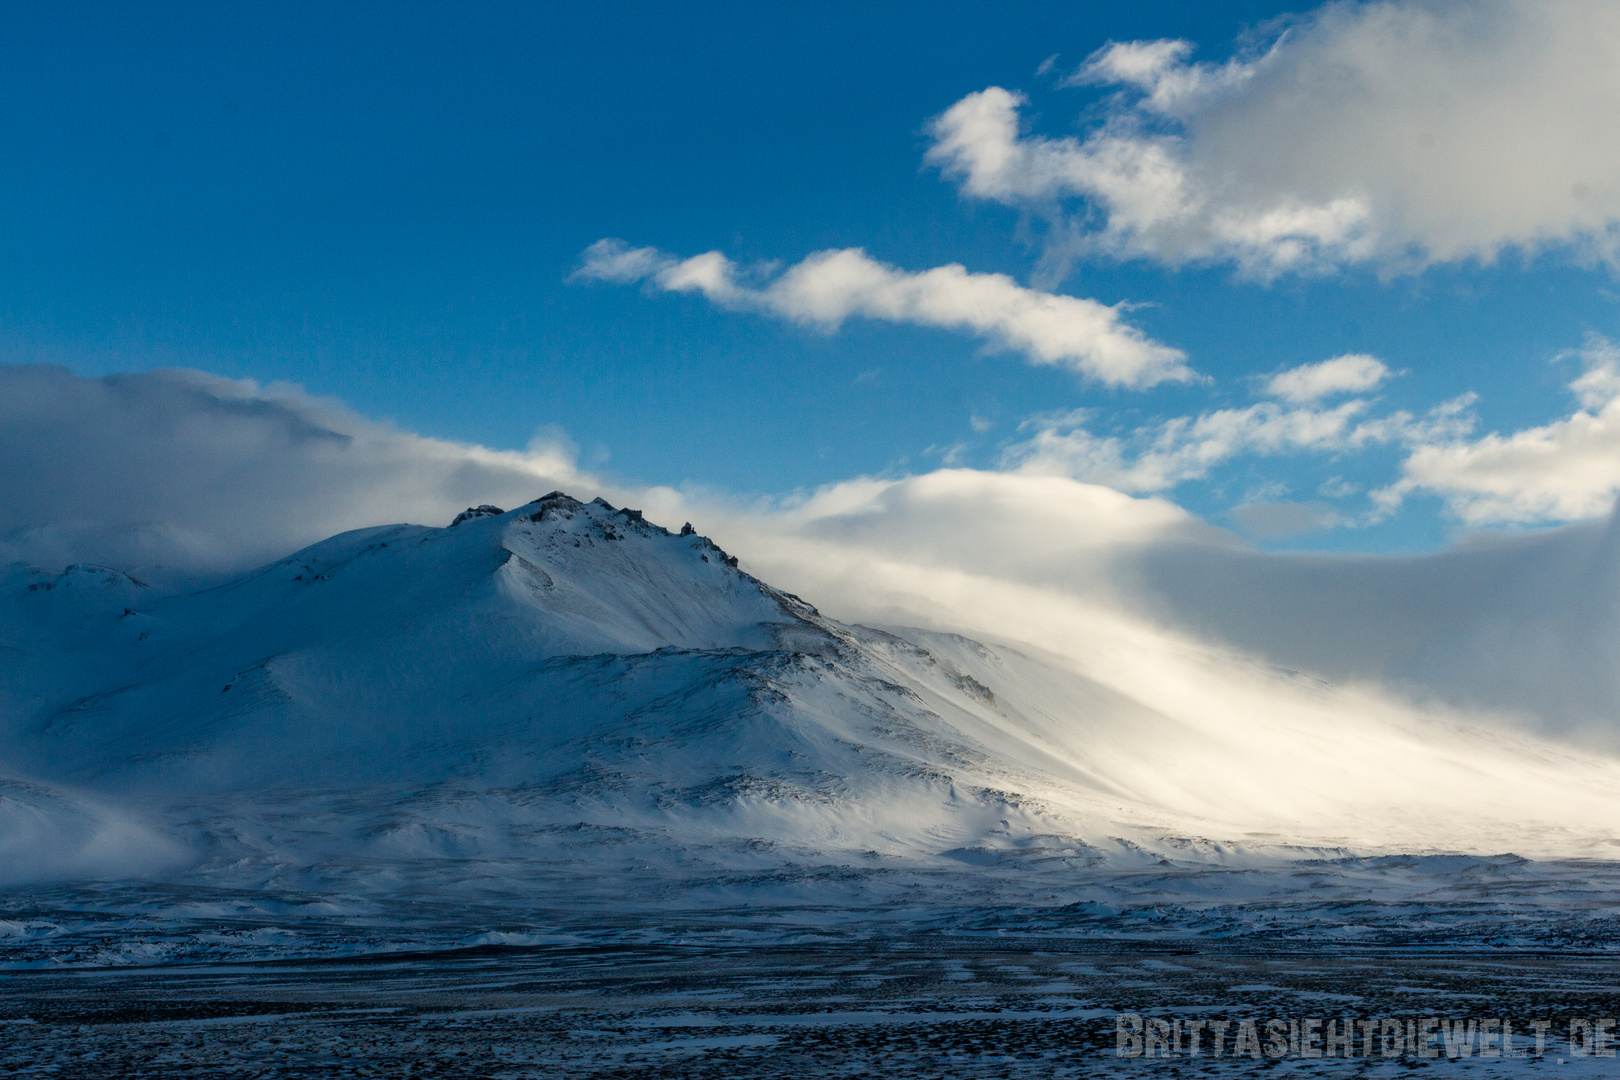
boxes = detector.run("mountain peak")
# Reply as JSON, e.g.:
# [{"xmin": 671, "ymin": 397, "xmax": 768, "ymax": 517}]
[
  {"xmin": 448, "ymin": 504, "xmax": 505, "ymax": 527},
  {"xmin": 484, "ymin": 492, "xmax": 788, "ymax": 653},
  {"xmin": 502, "ymin": 492, "xmax": 743, "ymax": 568}
]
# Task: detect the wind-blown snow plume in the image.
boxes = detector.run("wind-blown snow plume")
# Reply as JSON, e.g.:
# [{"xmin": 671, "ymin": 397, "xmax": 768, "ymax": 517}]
[
  {"xmin": 575, "ymin": 239, "xmax": 1196, "ymax": 388},
  {"xmin": 928, "ymin": 0, "xmax": 1620, "ymax": 277},
  {"xmin": 668, "ymin": 469, "xmax": 1620, "ymax": 747}
]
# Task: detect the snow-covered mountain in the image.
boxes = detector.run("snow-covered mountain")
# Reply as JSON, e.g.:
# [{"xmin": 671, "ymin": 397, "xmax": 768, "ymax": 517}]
[
  {"xmin": 5, "ymin": 492, "xmax": 1620, "ymax": 953},
  {"xmin": 1, "ymin": 493, "xmax": 1072, "ymax": 889}
]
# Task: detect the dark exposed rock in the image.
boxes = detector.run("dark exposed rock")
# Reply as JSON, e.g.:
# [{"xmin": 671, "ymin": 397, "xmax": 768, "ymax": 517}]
[{"xmin": 449, "ymin": 505, "xmax": 506, "ymax": 527}]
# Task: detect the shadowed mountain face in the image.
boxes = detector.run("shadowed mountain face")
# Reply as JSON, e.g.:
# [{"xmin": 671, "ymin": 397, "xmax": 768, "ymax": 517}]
[{"xmin": 5, "ymin": 493, "xmax": 1620, "ymax": 947}]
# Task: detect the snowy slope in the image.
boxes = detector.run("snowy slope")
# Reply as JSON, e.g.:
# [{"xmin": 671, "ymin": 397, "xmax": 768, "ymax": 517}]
[
  {"xmin": 4, "ymin": 492, "xmax": 1620, "ymax": 920},
  {"xmin": 4, "ymin": 493, "xmax": 814, "ymax": 790}
]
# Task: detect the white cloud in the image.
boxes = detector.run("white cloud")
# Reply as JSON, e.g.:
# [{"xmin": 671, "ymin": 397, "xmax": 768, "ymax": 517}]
[
  {"xmin": 1003, "ymin": 397, "xmax": 1402, "ymax": 493},
  {"xmin": 521, "ymin": 217, "xmax": 1620, "ymax": 542},
  {"xmin": 1318, "ymin": 475, "xmax": 1361, "ymax": 499},
  {"xmin": 1063, "ymin": 37, "xmax": 1251, "ymax": 112},
  {"xmin": 575, "ymin": 239, "xmax": 1197, "ymax": 388},
  {"xmin": 0, "ymin": 366, "xmax": 590, "ymax": 577},
  {"xmin": 1265, "ymin": 354, "xmax": 1390, "ymax": 403},
  {"xmin": 1378, "ymin": 336, "xmax": 1620, "ymax": 524},
  {"xmin": 568, "ymin": 239, "xmax": 672, "ymax": 284},
  {"xmin": 928, "ymin": 1, "xmax": 1620, "ymax": 276},
  {"xmin": 1569, "ymin": 334, "xmax": 1620, "ymax": 410}
]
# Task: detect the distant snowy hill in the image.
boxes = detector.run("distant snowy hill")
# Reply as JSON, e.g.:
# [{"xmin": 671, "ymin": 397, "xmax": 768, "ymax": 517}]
[{"xmin": 5, "ymin": 492, "xmax": 1620, "ymax": 957}]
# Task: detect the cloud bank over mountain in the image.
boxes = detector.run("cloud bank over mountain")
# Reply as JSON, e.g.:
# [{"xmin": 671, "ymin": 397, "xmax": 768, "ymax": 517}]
[
  {"xmin": 0, "ymin": 366, "xmax": 585, "ymax": 575},
  {"xmin": 6, "ymin": 364, "xmax": 1620, "ymax": 748}
]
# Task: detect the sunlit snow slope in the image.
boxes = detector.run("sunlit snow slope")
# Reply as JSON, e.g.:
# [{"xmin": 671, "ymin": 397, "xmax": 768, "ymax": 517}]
[{"xmin": 3, "ymin": 493, "xmax": 1619, "ymax": 899}]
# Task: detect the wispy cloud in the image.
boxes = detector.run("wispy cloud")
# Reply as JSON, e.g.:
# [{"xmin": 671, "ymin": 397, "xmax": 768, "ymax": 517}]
[
  {"xmin": 927, "ymin": 1, "xmax": 1620, "ymax": 278},
  {"xmin": 986, "ymin": 333, "xmax": 1620, "ymax": 530},
  {"xmin": 1001, "ymin": 384, "xmax": 1470, "ymax": 496},
  {"xmin": 1377, "ymin": 335, "xmax": 1620, "ymax": 524},
  {"xmin": 574, "ymin": 239, "xmax": 1197, "ymax": 389},
  {"xmin": 1264, "ymin": 354, "xmax": 1390, "ymax": 404},
  {"xmin": 1002, "ymin": 400, "xmax": 1377, "ymax": 492}
]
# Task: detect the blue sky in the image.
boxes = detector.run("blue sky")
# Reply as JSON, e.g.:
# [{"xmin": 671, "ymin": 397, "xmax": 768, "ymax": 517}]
[{"xmin": 4, "ymin": 1, "xmax": 1619, "ymax": 554}]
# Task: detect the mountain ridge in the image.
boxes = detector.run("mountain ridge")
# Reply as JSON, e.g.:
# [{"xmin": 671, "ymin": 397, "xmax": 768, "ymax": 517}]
[
  {"xmin": 5, "ymin": 491, "xmax": 1620, "ymax": 931},
  {"xmin": 2, "ymin": 493, "xmax": 1087, "ymax": 892}
]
